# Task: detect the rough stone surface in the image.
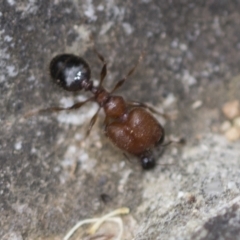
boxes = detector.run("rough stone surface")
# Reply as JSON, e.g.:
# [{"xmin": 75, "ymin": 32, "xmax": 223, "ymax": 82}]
[{"xmin": 1, "ymin": 1, "xmax": 240, "ymax": 239}]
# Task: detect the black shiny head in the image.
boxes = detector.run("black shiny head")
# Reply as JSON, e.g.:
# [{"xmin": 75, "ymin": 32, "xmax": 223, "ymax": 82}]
[
  {"xmin": 141, "ymin": 155, "xmax": 155, "ymax": 170},
  {"xmin": 49, "ymin": 54, "xmax": 91, "ymax": 91}
]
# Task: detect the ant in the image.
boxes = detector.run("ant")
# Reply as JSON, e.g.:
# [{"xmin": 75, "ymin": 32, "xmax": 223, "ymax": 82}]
[{"xmin": 29, "ymin": 49, "xmax": 181, "ymax": 170}]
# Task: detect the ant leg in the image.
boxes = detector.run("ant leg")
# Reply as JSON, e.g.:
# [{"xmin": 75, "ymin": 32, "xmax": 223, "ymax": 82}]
[
  {"xmin": 127, "ymin": 101, "xmax": 170, "ymax": 119},
  {"xmin": 161, "ymin": 137, "xmax": 186, "ymax": 146},
  {"xmin": 25, "ymin": 97, "xmax": 94, "ymax": 118},
  {"xmin": 93, "ymin": 47, "xmax": 107, "ymax": 87},
  {"xmin": 122, "ymin": 153, "xmax": 137, "ymax": 167},
  {"xmin": 85, "ymin": 107, "xmax": 101, "ymax": 137},
  {"xmin": 99, "ymin": 63, "xmax": 107, "ymax": 87},
  {"xmin": 110, "ymin": 53, "xmax": 144, "ymax": 94},
  {"xmin": 103, "ymin": 115, "xmax": 111, "ymax": 127},
  {"xmin": 123, "ymin": 153, "xmax": 130, "ymax": 161},
  {"xmin": 103, "ymin": 116, "xmax": 112, "ymax": 137}
]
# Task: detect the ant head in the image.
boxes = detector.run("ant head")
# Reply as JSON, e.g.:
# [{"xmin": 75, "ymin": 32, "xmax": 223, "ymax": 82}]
[
  {"xmin": 49, "ymin": 54, "xmax": 91, "ymax": 91},
  {"xmin": 141, "ymin": 155, "xmax": 155, "ymax": 170}
]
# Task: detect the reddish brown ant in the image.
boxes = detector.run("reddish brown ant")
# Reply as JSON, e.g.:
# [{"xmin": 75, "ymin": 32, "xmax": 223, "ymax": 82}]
[{"xmin": 29, "ymin": 50, "xmax": 180, "ymax": 170}]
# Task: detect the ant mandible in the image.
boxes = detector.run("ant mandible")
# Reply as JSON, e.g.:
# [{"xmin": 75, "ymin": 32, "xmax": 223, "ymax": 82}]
[{"xmin": 32, "ymin": 49, "xmax": 172, "ymax": 170}]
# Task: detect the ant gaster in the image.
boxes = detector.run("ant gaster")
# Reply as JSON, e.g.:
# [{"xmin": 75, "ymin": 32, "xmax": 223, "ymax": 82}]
[{"xmin": 34, "ymin": 50, "xmax": 169, "ymax": 170}]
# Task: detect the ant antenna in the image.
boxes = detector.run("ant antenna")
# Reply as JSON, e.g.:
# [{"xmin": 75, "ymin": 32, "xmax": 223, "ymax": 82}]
[
  {"xmin": 110, "ymin": 53, "xmax": 144, "ymax": 93},
  {"xmin": 93, "ymin": 47, "xmax": 107, "ymax": 87},
  {"xmin": 85, "ymin": 107, "xmax": 101, "ymax": 138},
  {"xmin": 89, "ymin": 34, "xmax": 107, "ymax": 87}
]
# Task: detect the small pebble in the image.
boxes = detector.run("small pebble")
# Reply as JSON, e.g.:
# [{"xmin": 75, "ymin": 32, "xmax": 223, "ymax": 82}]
[
  {"xmin": 192, "ymin": 100, "xmax": 203, "ymax": 109},
  {"xmin": 220, "ymin": 121, "xmax": 231, "ymax": 132},
  {"xmin": 233, "ymin": 117, "xmax": 240, "ymax": 129},
  {"xmin": 222, "ymin": 100, "xmax": 240, "ymax": 120},
  {"xmin": 224, "ymin": 127, "xmax": 240, "ymax": 142}
]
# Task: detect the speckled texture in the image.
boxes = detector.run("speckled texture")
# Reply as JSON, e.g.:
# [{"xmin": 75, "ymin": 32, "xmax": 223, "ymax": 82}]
[{"xmin": 1, "ymin": 1, "xmax": 240, "ymax": 239}]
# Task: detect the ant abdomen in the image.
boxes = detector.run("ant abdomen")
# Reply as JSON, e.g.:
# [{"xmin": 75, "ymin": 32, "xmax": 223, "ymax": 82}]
[{"xmin": 50, "ymin": 54, "xmax": 91, "ymax": 91}]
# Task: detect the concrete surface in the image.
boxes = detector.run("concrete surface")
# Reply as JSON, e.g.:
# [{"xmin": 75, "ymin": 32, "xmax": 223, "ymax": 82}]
[{"xmin": 1, "ymin": 0, "xmax": 240, "ymax": 239}]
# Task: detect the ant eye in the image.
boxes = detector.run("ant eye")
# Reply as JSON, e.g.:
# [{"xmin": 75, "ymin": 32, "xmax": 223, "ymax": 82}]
[
  {"xmin": 141, "ymin": 155, "xmax": 155, "ymax": 170},
  {"xmin": 49, "ymin": 54, "xmax": 91, "ymax": 91}
]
